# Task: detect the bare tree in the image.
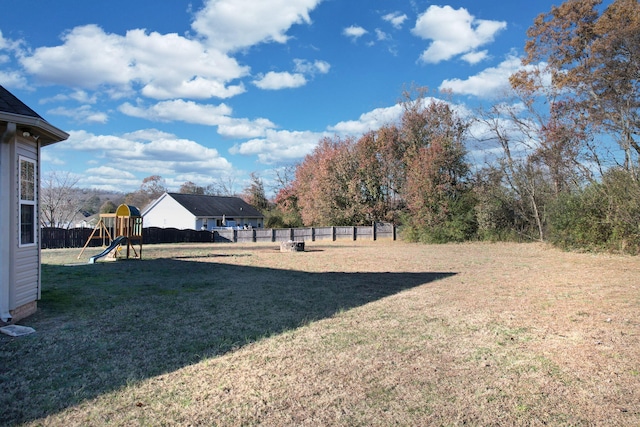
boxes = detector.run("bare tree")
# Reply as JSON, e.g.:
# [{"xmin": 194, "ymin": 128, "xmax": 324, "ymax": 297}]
[
  {"xmin": 271, "ymin": 164, "xmax": 297, "ymax": 196},
  {"xmin": 40, "ymin": 171, "xmax": 82, "ymax": 228},
  {"xmin": 241, "ymin": 172, "xmax": 270, "ymax": 211},
  {"xmin": 216, "ymin": 175, "xmax": 238, "ymax": 196},
  {"xmin": 513, "ymin": 0, "xmax": 640, "ymax": 176},
  {"xmin": 125, "ymin": 175, "xmax": 168, "ymax": 209},
  {"xmin": 178, "ymin": 181, "xmax": 205, "ymax": 195}
]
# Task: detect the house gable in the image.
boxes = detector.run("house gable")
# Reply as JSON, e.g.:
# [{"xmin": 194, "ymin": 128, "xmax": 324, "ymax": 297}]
[{"xmin": 142, "ymin": 193, "xmax": 196, "ymax": 230}]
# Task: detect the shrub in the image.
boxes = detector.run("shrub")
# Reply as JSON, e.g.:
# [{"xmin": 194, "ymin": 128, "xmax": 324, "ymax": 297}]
[{"xmin": 548, "ymin": 168, "xmax": 640, "ymax": 254}]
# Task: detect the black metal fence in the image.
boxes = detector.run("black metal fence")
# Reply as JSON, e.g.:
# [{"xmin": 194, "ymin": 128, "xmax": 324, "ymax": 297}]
[{"xmin": 41, "ymin": 223, "xmax": 396, "ymax": 249}]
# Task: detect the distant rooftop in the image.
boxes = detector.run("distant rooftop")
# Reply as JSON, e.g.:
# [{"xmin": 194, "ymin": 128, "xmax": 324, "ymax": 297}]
[{"xmin": 167, "ymin": 193, "xmax": 264, "ymax": 218}]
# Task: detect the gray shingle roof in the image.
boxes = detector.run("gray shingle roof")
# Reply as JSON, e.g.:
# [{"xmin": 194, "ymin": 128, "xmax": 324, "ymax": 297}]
[
  {"xmin": 0, "ymin": 85, "xmax": 43, "ymax": 118},
  {"xmin": 168, "ymin": 193, "xmax": 264, "ymax": 218},
  {"xmin": 0, "ymin": 85, "xmax": 69, "ymax": 146}
]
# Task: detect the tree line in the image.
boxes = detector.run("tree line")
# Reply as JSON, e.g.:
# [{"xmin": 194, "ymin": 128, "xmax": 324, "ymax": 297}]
[{"xmin": 265, "ymin": 0, "xmax": 640, "ymax": 253}]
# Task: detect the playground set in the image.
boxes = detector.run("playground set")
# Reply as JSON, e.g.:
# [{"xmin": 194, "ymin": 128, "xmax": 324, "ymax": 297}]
[{"xmin": 78, "ymin": 204, "xmax": 143, "ymax": 263}]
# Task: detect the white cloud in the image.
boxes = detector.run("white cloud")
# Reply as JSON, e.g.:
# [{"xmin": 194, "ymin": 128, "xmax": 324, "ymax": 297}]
[
  {"xmin": 375, "ymin": 29, "xmax": 389, "ymax": 41},
  {"xmin": 119, "ymin": 99, "xmax": 233, "ymax": 124},
  {"xmin": 20, "ymin": 25, "xmax": 133, "ymax": 89},
  {"xmin": 11, "ymin": 1, "xmax": 323, "ymax": 101},
  {"xmin": 382, "ymin": 12, "xmax": 408, "ymax": 29},
  {"xmin": 19, "ymin": 24, "xmax": 249, "ymax": 100},
  {"xmin": 59, "ymin": 129, "xmax": 232, "ymax": 174},
  {"xmin": 192, "ymin": 0, "xmax": 321, "ymax": 52},
  {"xmin": 0, "ymin": 30, "xmax": 23, "ymax": 52},
  {"xmin": 118, "ymin": 99, "xmax": 276, "ymax": 138},
  {"xmin": 460, "ymin": 50, "xmax": 489, "ymax": 65},
  {"xmin": 122, "ymin": 129, "xmax": 176, "ymax": 141},
  {"xmin": 0, "ymin": 30, "xmax": 28, "ymax": 89},
  {"xmin": 47, "ymin": 105, "xmax": 109, "ymax": 124},
  {"xmin": 0, "ymin": 31, "xmax": 8, "ymax": 49},
  {"xmin": 328, "ymin": 104, "xmax": 404, "ymax": 135},
  {"xmin": 40, "ymin": 149, "xmax": 65, "ymax": 165},
  {"xmin": 217, "ymin": 117, "xmax": 277, "ymax": 139},
  {"xmin": 252, "ymin": 59, "xmax": 329, "ymax": 91},
  {"xmin": 41, "ymin": 89, "xmax": 99, "ymax": 105},
  {"xmin": 57, "ymin": 130, "xmax": 143, "ymax": 154},
  {"xmin": 0, "ymin": 32, "xmax": 28, "ymax": 88},
  {"xmin": 141, "ymin": 77, "xmax": 246, "ymax": 100},
  {"xmin": 411, "ymin": 6, "xmax": 506, "ymax": 64},
  {"xmin": 253, "ymin": 71, "xmax": 307, "ymax": 90},
  {"xmin": 0, "ymin": 69, "xmax": 28, "ymax": 89},
  {"xmin": 70, "ymin": 90, "xmax": 98, "ymax": 104},
  {"xmin": 230, "ymin": 129, "xmax": 324, "ymax": 164},
  {"xmin": 327, "ymin": 97, "xmax": 463, "ymax": 137},
  {"xmin": 85, "ymin": 166, "xmax": 137, "ymax": 179},
  {"xmin": 343, "ymin": 25, "xmax": 368, "ymax": 40},
  {"xmin": 293, "ymin": 59, "xmax": 330, "ymax": 75},
  {"xmin": 439, "ymin": 55, "xmax": 523, "ymax": 98}
]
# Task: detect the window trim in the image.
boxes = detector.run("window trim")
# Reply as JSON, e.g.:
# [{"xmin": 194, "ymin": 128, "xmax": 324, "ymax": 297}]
[{"xmin": 19, "ymin": 156, "xmax": 37, "ymax": 247}]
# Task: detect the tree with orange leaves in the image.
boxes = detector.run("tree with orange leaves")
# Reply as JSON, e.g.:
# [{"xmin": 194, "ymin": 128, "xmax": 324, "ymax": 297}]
[{"xmin": 511, "ymin": 0, "xmax": 640, "ymax": 176}]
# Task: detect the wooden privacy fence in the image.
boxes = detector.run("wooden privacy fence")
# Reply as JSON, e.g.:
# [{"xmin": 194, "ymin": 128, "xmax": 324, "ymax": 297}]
[
  {"xmin": 41, "ymin": 223, "xmax": 396, "ymax": 249},
  {"xmin": 41, "ymin": 227, "xmax": 103, "ymax": 249}
]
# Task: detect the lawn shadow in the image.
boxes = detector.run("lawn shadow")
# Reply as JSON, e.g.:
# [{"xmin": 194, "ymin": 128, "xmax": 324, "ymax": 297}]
[
  {"xmin": 0, "ymin": 258, "xmax": 455, "ymax": 425},
  {"xmin": 171, "ymin": 253, "xmax": 252, "ymax": 259}
]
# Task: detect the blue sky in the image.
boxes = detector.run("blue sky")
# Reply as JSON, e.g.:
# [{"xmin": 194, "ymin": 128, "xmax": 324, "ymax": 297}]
[{"xmin": 1, "ymin": 0, "xmax": 581, "ymax": 195}]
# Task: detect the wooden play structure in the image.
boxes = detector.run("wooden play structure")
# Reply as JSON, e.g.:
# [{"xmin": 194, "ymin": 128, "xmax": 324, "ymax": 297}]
[{"xmin": 78, "ymin": 204, "xmax": 143, "ymax": 262}]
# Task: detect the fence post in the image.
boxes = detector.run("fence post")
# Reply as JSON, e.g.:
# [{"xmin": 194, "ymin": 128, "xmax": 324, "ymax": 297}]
[
  {"xmin": 373, "ymin": 222, "xmax": 377, "ymax": 241},
  {"xmin": 352, "ymin": 226, "xmax": 356, "ymax": 241}
]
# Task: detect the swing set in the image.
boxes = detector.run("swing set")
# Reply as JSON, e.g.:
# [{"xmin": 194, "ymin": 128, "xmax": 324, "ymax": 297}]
[{"xmin": 78, "ymin": 204, "xmax": 143, "ymax": 263}]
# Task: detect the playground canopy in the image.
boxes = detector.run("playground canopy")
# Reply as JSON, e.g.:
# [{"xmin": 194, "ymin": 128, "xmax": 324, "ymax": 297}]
[{"xmin": 115, "ymin": 204, "xmax": 141, "ymax": 217}]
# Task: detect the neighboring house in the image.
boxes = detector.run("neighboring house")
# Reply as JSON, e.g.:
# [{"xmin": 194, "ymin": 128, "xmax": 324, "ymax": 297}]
[
  {"xmin": 75, "ymin": 213, "xmax": 100, "ymax": 229},
  {"xmin": 142, "ymin": 192, "xmax": 265, "ymax": 231},
  {"xmin": 0, "ymin": 86, "xmax": 69, "ymax": 322}
]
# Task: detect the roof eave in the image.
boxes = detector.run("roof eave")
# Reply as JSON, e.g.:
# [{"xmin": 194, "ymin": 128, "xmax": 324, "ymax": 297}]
[{"xmin": 0, "ymin": 111, "xmax": 69, "ymax": 146}]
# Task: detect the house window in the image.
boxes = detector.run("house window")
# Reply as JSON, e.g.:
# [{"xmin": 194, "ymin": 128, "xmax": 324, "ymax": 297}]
[{"xmin": 19, "ymin": 157, "xmax": 36, "ymax": 246}]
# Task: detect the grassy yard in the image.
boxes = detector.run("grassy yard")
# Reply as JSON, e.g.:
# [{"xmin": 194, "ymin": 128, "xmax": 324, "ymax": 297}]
[{"xmin": 1, "ymin": 241, "xmax": 639, "ymax": 426}]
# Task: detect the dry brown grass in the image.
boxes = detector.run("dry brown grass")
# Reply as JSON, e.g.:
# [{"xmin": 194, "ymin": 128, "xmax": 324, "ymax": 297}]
[{"xmin": 3, "ymin": 241, "xmax": 640, "ymax": 426}]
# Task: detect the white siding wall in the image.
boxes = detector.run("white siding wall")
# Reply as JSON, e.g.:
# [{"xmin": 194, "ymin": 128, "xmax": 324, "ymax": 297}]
[
  {"xmin": 0, "ymin": 125, "xmax": 14, "ymax": 318},
  {"xmin": 143, "ymin": 195, "xmax": 196, "ymax": 230},
  {"xmin": 13, "ymin": 138, "xmax": 39, "ymax": 309}
]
